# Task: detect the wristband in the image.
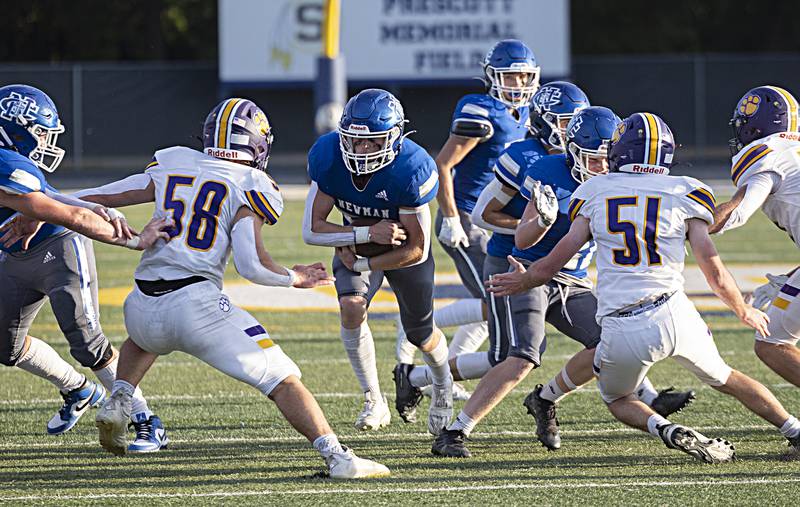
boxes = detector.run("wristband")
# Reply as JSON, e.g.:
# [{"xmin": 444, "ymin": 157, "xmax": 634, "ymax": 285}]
[
  {"xmin": 353, "ymin": 257, "xmax": 370, "ymax": 272},
  {"xmin": 285, "ymin": 268, "xmax": 298, "ymax": 287},
  {"xmin": 123, "ymin": 236, "xmax": 141, "ymax": 250},
  {"xmin": 353, "ymin": 226, "xmax": 371, "ymax": 244}
]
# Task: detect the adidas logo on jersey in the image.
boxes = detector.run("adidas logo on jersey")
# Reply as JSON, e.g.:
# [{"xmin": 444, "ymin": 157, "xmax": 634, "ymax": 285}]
[
  {"xmin": 374, "ymin": 190, "xmax": 388, "ymax": 201},
  {"xmin": 43, "ymin": 251, "xmax": 56, "ymax": 264}
]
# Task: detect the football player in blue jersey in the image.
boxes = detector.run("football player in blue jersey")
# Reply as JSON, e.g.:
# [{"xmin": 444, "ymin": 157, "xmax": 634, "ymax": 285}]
[
  {"xmin": 303, "ymin": 88, "xmax": 453, "ymax": 435},
  {"xmin": 433, "ymin": 106, "xmax": 696, "ymax": 457},
  {"xmin": 0, "ymin": 84, "xmax": 170, "ymax": 444},
  {"xmin": 392, "ymin": 40, "xmax": 539, "ymax": 401},
  {"xmin": 402, "ymin": 82, "xmax": 586, "ymax": 396}
]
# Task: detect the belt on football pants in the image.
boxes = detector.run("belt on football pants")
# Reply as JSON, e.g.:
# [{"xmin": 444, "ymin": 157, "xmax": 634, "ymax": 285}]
[
  {"xmin": 608, "ymin": 291, "xmax": 676, "ymax": 319},
  {"xmin": 135, "ymin": 276, "xmax": 208, "ymax": 297}
]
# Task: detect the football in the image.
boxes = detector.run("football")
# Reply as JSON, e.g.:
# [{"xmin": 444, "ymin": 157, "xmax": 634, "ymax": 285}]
[{"xmin": 349, "ymin": 217, "xmax": 400, "ymax": 257}]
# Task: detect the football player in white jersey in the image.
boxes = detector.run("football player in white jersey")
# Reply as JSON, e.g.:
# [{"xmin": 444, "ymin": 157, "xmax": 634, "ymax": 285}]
[
  {"xmin": 710, "ymin": 85, "xmax": 800, "ymax": 393},
  {"xmin": 488, "ymin": 113, "xmax": 800, "ymax": 462},
  {"xmin": 64, "ymin": 98, "xmax": 389, "ymax": 478}
]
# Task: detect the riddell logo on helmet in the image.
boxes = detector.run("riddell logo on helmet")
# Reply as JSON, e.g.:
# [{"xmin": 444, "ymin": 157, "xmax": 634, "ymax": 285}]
[
  {"xmin": 206, "ymin": 148, "xmax": 238, "ymax": 159},
  {"xmin": 631, "ymin": 165, "xmax": 666, "ymax": 174},
  {"xmin": 779, "ymin": 132, "xmax": 800, "ymax": 141},
  {"xmin": 348, "ymin": 125, "xmax": 370, "ymax": 133}
]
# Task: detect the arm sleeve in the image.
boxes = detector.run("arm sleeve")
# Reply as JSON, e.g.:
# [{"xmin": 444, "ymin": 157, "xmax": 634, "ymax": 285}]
[
  {"xmin": 719, "ymin": 171, "xmax": 778, "ymax": 233},
  {"xmin": 471, "ymin": 178, "xmax": 516, "ymax": 234},
  {"xmin": 231, "ymin": 216, "xmax": 295, "ymax": 287},
  {"xmin": 71, "ymin": 173, "xmax": 153, "ymax": 199},
  {"xmin": 301, "ymin": 181, "xmax": 357, "ymax": 247},
  {"xmin": 44, "ymin": 186, "xmax": 101, "ymax": 210}
]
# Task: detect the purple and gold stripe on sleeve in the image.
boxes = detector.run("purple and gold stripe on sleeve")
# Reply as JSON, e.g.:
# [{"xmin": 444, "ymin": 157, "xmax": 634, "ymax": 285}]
[
  {"xmin": 245, "ymin": 190, "xmax": 279, "ymax": 225},
  {"xmin": 145, "ymin": 157, "xmax": 158, "ymax": 170},
  {"xmin": 568, "ymin": 198, "xmax": 586, "ymax": 221},
  {"xmin": 686, "ymin": 187, "xmax": 716, "ymax": 214},
  {"xmin": 731, "ymin": 144, "xmax": 772, "ymax": 185}
]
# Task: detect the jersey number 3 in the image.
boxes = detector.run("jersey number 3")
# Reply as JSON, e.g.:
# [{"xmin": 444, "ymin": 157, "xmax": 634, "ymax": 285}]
[
  {"xmin": 606, "ymin": 196, "xmax": 662, "ymax": 266},
  {"xmin": 164, "ymin": 175, "xmax": 228, "ymax": 251}
]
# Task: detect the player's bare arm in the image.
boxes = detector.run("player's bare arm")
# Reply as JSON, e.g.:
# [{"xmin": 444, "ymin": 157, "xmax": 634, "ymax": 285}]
[
  {"xmin": 0, "ymin": 190, "xmax": 170, "ymax": 250},
  {"xmin": 302, "ymin": 182, "xmax": 405, "ymax": 247},
  {"xmin": 232, "ymin": 206, "xmax": 333, "ymax": 288},
  {"xmin": 687, "ymin": 217, "xmax": 770, "ymax": 335},
  {"xmin": 487, "ymin": 216, "xmax": 591, "ymax": 296},
  {"xmin": 435, "ymin": 134, "xmax": 479, "ymax": 217}
]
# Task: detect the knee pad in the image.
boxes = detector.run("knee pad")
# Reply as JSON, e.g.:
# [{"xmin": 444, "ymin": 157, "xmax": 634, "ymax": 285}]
[{"xmin": 258, "ymin": 345, "xmax": 302, "ymax": 397}]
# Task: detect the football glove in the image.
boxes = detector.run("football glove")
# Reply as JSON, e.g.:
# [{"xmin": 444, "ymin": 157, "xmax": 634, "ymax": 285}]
[
  {"xmin": 749, "ymin": 273, "xmax": 788, "ymax": 310},
  {"xmin": 532, "ymin": 180, "xmax": 558, "ymax": 227},
  {"xmin": 438, "ymin": 215, "xmax": 469, "ymax": 249}
]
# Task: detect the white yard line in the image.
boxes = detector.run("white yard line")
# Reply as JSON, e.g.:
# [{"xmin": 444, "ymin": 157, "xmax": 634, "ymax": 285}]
[
  {"xmin": 0, "ymin": 424, "xmax": 780, "ymax": 449},
  {"xmin": 2, "ymin": 477, "xmax": 800, "ymax": 501}
]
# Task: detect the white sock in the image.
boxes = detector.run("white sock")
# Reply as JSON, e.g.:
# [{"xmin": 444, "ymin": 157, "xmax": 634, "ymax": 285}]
[
  {"xmin": 95, "ymin": 357, "xmax": 152, "ymax": 421},
  {"xmin": 647, "ymin": 413, "xmax": 670, "ymax": 437},
  {"xmin": 112, "ymin": 379, "xmax": 135, "ymax": 397},
  {"xmin": 395, "ymin": 319, "xmax": 417, "ymax": 364},
  {"xmin": 454, "ymin": 352, "xmax": 492, "ymax": 379},
  {"xmin": 434, "ymin": 298, "xmax": 483, "ymax": 328},
  {"xmin": 341, "ymin": 323, "xmax": 380, "ymax": 395},
  {"xmin": 447, "ymin": 411, "xmax": 477, "ymax": 436},
  {"xmin": 636, "ymin": 377, "xmax": 659, "ymax": 405},
  {"xmin": 422, "ymin": 330, "xmax": 450, "ymax": 387},
  {"xmin": 409, "ymin": 365, "xmax": 432, "ymax": 388},
  {"xmin": 16, "ymin": 337, "xmax": 85, "ymax": 392},
  {"xmin": 448, "ymin": 321, "xmax": 488, "ymax": 358},
  {"xmin": 540, "ymin": 369, "xmax": 581, "ymax": 403},
  {"xmin": 780, "ymin": 416, "xmax": 800, "ymax": 439},
  {"xmin": 313, "ymin": 433, "xmax": 345, "ymax": 459}
]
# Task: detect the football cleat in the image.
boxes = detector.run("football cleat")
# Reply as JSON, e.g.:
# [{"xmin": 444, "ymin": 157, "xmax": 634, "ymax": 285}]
[
  {"xmin": 392, "ymin": 363, "xmax": 422, "ymax": 423},
  {"xmin": 650, "ymin": 387, "xmax": 696, "ymax": 417},
  {"xmin": 431, "ymin": 428, "xmax": 471, "ymax": 458},
  {"xmin": 428, "ymin": 379, "xmax": 453, "ymax": 436},
  {"xmin": 422, "ymin": 382, "xmax": 471, "ymax": 401},
  {"xmin": 128, "ymin": 414, "xmax": 169, "ymax": 453},
  {"xmin": 47, "ymin": 379, "xmax": 106, "ymax": 435},
  {"xmin": 95, "ymin": 390, "xmax": 132, "ymax": 456},
  {"xmin": 786, "ymin": 434, "xmax": 800, "ymax": 459},
  {"xmin": 325, "ymin": 447, "xmax": 391, "ymax": 479},
  {"xmin": 523, "ymin": 384, "xmax": 561, "ymax": 451},
  {"xmin": 658, "ymin": 423, "xmax": 735, "ymax": 464},
  {"xmin": 354, "ymin": 391, "xmax": 391, "ymax": 431}
]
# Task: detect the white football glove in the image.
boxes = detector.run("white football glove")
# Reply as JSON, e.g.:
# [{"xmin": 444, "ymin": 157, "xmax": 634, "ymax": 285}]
[
  {"xmin": 438, "ymin": 215, "xmax": 469, "ymax": 249},
  {"xmin": 748, "ymin": 273, "xmax": 789, "ymax": 310},
  {"xmin": 532, "ymin": 180, "xmax": 558, "ymax": 227}
]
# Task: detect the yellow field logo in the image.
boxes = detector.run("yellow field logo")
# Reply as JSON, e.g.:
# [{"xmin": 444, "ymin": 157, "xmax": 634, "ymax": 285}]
[{"xmin": 738, "ymin": 94, "xmax": 761, "ymax": 117}]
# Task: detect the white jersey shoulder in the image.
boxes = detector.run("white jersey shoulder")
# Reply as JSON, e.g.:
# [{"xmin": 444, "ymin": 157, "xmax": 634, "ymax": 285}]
[
  {"xmin": 572, "ymin": 173, "xmax": 715, "ymax": 319},
  {"xmin": 732, "ymin": 132, "xmax": 800, "ymax": 248},
  {"xmin": 136, "ymin": 146, "xmax": 284, "ymax": 287}
]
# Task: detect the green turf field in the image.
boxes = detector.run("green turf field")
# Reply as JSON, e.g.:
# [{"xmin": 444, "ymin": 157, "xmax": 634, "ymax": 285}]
[{"xmin": 2, "ymin": 199, "xmax": 799, "ymax": 505}]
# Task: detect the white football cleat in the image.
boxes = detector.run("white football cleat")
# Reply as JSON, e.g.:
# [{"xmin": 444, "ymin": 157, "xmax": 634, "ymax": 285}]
[
  {"xmin": 428, "ymin": 379, "xmax": 453, "ymax": 436},
  {"xmin": 354, "ymin": 391, "xmax": 391, "ymax": 431},
  {"xmin": 659, "ymin": 423, "xmax": 735, "ymax": 464},
  {"xmin": 326, "ymin": 447, "xmax": 390, "ymax": 479},
  {"xmin": 95, "ymin": 390, "xmax": 132, "ymax": 456}
]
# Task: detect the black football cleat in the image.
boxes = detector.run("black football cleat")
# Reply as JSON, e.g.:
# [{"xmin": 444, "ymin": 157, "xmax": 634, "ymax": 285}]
[
  {"xmin": 523, "ymin": 384, "xmax": 561, "ymax": 451},
  {"xmin": 650, "ymin": 387, "xmax": 696, "ymax": 417},
  {"xmin": 431, "ymin": 428, "xmax": 471, "ymax": 458},
  {"xmin": 658, "ymin": 423, "xmax": 735, "ymax": 464},
  {"xmin": 392, "ymin": 363, "xmax": 422, "ymax": 423}
]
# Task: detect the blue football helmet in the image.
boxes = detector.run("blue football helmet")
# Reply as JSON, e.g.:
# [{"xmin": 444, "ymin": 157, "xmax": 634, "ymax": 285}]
[
  {"xmin": 0, "ymin": 84, "xmax": 65, "ymax": 172},
  {"xmin": 202, "ymin": 98, "xmax": 273, "ymax": 172},
  {"xmin": 608, "ymin": 113, "xmax": 675, "ymax": 176},
  {"xmin": 483, "ymin": 39, "xmax": 540, "ymax": 109},
  {"xmin": 565, "ymin": 106, "xmax": 621, "ymax": 183},
  {"xmin": 338, "ymin": 89, "xmax": 407, "ymax": 175},
  {"xmin": 530, "ymin": 81, "xmax": 590, "ymax": 151},
  {"xmin": 729, "ymin": 85, "xmax": 799, "ymax": 155}
]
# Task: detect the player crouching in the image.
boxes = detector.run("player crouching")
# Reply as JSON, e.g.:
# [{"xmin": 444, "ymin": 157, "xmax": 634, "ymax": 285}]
[{"xmin": 74, "ymin": 98, "xmax": 388, "ymax": 478}]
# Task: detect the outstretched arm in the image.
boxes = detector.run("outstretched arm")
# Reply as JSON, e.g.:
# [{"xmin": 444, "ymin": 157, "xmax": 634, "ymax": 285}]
[
  {"xmin": 710, "ymin": 172, "xmax": 776, "ymax": 234},
  {"xmin": 487, "ymin": 216, "xmax": 591, "ymax": 296},
  {"xmin": 471, "ymin": 178, "xmax": 518, "ymax": 234}
]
